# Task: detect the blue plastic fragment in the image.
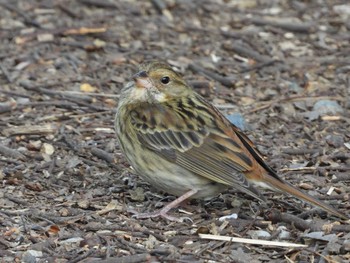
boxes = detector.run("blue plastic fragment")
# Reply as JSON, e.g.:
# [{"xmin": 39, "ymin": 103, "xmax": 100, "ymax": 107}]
[{"xmin": 226, "ymin": 113, "xmax": 249, "ymax": 131}]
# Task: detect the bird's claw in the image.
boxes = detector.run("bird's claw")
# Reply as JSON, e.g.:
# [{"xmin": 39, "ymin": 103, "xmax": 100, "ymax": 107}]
[{"xmin": 127, "ymin": 208, "xmax": 192, "ymax": 222}]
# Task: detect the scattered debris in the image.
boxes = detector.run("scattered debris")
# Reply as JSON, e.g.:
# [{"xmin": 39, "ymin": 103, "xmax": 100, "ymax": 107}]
[{"xmin": 0, "ymin": 1, "xmax": 349, "ymax": 262}]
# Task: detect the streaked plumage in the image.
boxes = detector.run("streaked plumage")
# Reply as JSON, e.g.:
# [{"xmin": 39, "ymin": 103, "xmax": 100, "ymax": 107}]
[{"xmin": 115, "ymin": 61, "xmax": 348, "ymax": 221}]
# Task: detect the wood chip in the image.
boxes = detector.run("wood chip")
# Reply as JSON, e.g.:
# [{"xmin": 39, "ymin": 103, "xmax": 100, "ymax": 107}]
[{"xmin": 2, "ymin": 124, "xmax": 58, "ymax": 137}]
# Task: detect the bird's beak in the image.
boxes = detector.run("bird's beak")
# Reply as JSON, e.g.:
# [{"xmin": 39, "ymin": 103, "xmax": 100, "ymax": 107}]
[{"xmin": 132, "ymin": 70, "xmax": 153, "ymax": 89}]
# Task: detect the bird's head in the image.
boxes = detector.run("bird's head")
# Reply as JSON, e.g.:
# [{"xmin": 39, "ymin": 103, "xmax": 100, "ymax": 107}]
[{"xmin": 120, "ymin": 61, "xmax": 191, "ymax": 104}]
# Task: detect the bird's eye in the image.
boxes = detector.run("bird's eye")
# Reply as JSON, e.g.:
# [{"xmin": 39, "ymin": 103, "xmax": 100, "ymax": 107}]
[{"xmin": 160, "ymin": 76, "xmax": 170, "ymax": 84}]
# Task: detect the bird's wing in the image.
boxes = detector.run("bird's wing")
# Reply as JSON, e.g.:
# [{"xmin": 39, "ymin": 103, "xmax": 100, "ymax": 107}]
[{"xmin": 130, "ymin": 96, "xmax": 265, "ymax": 200}]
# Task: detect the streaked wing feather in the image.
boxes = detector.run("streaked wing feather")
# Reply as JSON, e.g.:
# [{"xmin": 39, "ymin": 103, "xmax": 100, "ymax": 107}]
[{"xmin": 131, "ymin": 98, "xmax": 264, "ymax": 200}]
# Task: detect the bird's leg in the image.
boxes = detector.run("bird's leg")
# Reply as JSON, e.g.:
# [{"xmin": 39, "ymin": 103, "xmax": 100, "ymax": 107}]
[{"xmin": 130, "ymin": 189, "xmax": 198, "ymax": 221}]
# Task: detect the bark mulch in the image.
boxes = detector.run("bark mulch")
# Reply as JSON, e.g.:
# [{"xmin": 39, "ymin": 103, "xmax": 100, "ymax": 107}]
[{"xmin": 1, "ymin": 1, "xmax": 349, "ymax": 262}]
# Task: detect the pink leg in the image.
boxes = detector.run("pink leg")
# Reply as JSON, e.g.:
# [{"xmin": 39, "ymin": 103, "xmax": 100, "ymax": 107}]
[{"xmin": 130, "ymin": 189, "xmax": 198, "ymax": 221}]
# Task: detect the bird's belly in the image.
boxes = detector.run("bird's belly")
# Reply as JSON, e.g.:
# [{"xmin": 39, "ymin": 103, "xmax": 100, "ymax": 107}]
[
  {"xmin": 115, "ymin": 127, "xmax": 227, "ymax": 199},
  {"xmin": 129, "ymin": 153, "xmax": 227, "ymax": 199}
]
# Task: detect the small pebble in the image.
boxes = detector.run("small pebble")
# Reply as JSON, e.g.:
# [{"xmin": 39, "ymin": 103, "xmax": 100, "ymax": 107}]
[
  {"xmin": 341, "ymin": 239, "xmax": 350, "ymax": 252},
  {"xmin": 277, "ymin": 226, "xmax": 291, "ymax": 240},
  {"xmin": 313, "ymin": 100, "xmax": 343, "ymax": 115},
  {"xmin": 325, "ymin": 134, "xmax": 344, "ymax": 148},
  {"xmin": 21, "ymin": 250, "xmax": 43, "ymax": 263},
  {"xmin": 247, "ymin": 230, "xmax": 271, "ymax": 239}
]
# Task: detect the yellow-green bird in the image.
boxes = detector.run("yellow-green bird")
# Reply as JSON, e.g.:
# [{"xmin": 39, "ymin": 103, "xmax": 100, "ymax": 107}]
[{"xmin": 115, "ymin": 61, "xmax": 348, "ymax": 221}]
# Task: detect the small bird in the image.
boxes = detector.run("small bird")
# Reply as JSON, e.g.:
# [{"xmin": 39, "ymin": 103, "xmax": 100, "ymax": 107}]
[{"xmin": 115, "ymin": 61, "xmax": 348, "ymax": 221}]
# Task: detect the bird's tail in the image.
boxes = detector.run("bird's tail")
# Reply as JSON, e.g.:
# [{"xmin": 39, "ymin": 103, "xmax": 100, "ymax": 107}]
[{"xmin": 262, "ymin": 174, "xmax": 348, "ymax": 220}]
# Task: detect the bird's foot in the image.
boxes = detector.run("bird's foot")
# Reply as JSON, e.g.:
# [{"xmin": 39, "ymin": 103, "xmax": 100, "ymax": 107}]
[
  {"xmin": 128, "ymin": 189, "xmax": 198, "ymax": 222},
  {"xmin": 129, "ymin": 208, "xmax": 191, "ymax": 222}
]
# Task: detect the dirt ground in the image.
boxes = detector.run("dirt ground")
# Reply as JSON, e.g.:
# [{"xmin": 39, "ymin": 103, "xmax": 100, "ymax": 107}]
[{"xmin": 1, "ymin": 0, "xmax": 350, "ymax": 262}]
